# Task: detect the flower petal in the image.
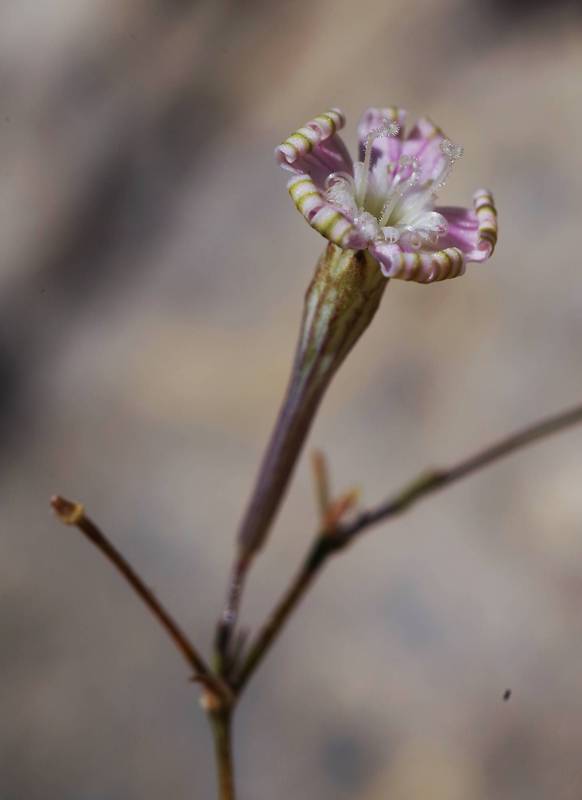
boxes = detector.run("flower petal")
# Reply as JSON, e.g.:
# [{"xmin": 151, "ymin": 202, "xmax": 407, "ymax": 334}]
[
  {"xmin": 473, "ymin": 188, "xmax": 498, "ymax": 259},
  {"xmin": 275, "ymin": 109, "xmax": 353, "ymax": 188},
  {"xmin": 437, "ymin": 189, "xmax": 497, "ymax": 262},
  {"xmin": 401, "ymin": 116, "xmax": 448, "ymax": 182},
  {"xmin": 357, "ymin": 106, "xmax": 407, "ymax": 167},
  {"xmin": 287, "ymin": 174, "xmax": 366, "ymax": 249},
  {"xmin": 369, "ymin": 242, "xmax": 466, "ymax": 283}
]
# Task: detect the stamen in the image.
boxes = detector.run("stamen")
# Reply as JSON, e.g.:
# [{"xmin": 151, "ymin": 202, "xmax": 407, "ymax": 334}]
[
  {"xmin": 355, "ymin": 120, "xmax": 400, "ymax": 207},
  {"xmin": 383, "ymin": 137, "xmax": 464, "ymax": 234},
  {"xmin": 378, "ymin": 155, "xmax": 422, "ymax": 227},
  {"xmin": 324, "ymin": 126, "xmax": 461, "ymax": 252}
]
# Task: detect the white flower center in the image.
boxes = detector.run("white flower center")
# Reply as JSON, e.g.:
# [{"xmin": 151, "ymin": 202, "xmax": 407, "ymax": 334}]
[{"xmin": 325, "ymin": 121, "xmax": 463, "ymax": 250}]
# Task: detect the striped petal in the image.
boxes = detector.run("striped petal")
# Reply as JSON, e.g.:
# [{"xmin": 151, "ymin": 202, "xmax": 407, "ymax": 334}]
[
  {"xmin": 275, "ymin": 109, "xmax": 353, "ymax": 188},
  {"xmin": 472, "ymin": 189, "xmax": 498, "ymax": 260},
  {"xmin": 287, "ymin": 174, "xmax": 366, "ymax": 249},
  {"xmin": 369, "ymin": 242, "xmax": 466, "ymax": 283},
  {"xmin": 437, "ymin": 189, "xmax": 498, "ymax": 263}
]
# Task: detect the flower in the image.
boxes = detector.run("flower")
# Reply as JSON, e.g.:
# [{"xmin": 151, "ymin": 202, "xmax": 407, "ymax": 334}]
[{"xmin": 276, "ymin": 107, "xmax": 497, "ymax": 283}]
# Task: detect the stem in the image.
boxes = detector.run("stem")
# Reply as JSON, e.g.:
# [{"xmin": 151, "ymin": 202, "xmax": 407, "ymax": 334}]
[
  {"xmin": 216, "ymin": 383, "xmax": 321, "ymax": 652},
  {"xmin": 218, "ymin": 245, "xmax": 388, "ymax": 650},
  {"xmin": 237, "ymin": 400, "xmax": 582, "ymax": 690},
  {"xmin": 50, "ymin": 495, "xmax": 231, "ymax": 703},
  {"xmin": 210, "ymin": 710, "xmax": 236, "ymax": 800}
]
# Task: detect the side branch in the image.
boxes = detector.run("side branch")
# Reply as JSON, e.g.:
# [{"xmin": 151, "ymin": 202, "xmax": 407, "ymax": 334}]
[
  {"xmin": 237, "ymin": 400, "xmax": 582, "ymax": 692},
  {"xmin": 234, "ymin": 539, "xmax": 328, "ymax": 691},
  {"xmin": 50, "ymin": 495, "xmax": 231, "ymax": 704},
  {"xmin": 339, "ymin": 400, "xmax": 582, "ymax": 543}
]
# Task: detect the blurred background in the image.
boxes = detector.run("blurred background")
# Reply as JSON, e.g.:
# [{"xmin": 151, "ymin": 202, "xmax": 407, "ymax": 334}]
[{"xmin": 2, "ymin": 0, "xmax": 582, "ymax": 797}]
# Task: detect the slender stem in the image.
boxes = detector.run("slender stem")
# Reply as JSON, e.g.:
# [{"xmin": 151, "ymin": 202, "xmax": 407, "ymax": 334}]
[
  {"xmin": 210, "ymin": 711, "xmax": 236, "ymax": 800},
  {"xmin": 50, "ymin": 495, "xmax": 231, "ymax": 703},
  {"xmin": 312, "ymin": 450, "xmax": 331, "ymax": 525},
  {"xmin": 237, "ymin": 400, "xmax": 582, "ymax": 691}
]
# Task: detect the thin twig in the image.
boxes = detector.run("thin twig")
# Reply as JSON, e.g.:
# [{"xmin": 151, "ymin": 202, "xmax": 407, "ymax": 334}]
[
  {"xmin": 311, "ymin": 450, "xmax": 331, "ymax": 525},
  {"xmin": 50, "ymin": 495, "xmax": 231, "ymax": 704},
  {"xmin": 339, "ymin": 400, "xmax": 582, "ymax": 543},
  {"xmin": 234, "ymin": 539, "xmax": 328, "ymax": 691},
  {"xmin": 236, "ymin": 400, "xmax": 582, "ymax": 692}
]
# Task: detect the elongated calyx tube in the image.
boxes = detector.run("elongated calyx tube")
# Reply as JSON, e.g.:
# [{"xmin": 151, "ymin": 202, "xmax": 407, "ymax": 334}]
[{"xmin": 236, "ymin": 243, "xmax": 388, "ymax": 565}]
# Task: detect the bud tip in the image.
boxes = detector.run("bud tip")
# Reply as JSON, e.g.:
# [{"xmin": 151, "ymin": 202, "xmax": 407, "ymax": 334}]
[{"xmin": 50, "ymin": 495, "xmax": 85, "ymax": 525}]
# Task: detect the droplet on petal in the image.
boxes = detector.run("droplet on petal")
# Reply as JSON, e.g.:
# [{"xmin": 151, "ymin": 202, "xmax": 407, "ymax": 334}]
[
  {"xmin": 325, "ymin": 172, "xmax": 357, "ymax": 214},
  {"xmin": 355, "ymin": 211, "xmax": 381, "ymax": 242},
  {"xmin": 406, "ymin": 229, "xmax": 423, "ymax": 250},
  {"xmin": 382, "ymin": 226, "xmax": 400, "ymax": 243}
]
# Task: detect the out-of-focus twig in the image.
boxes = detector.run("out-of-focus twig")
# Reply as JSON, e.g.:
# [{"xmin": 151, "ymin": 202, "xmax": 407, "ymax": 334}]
[
  {"xmin": 311, "ymin": 449, "xmax": 331, "ymax": 526},
  {"xmin": 235, "ymin": 400, "xmax": 582, "ymax": 692},
  {"xmin": 50, "ymin": 495, "xmax": 231, "ymax": 704},
  {"xmin": 322, "ymin": 488, "xmax": 360, "ymax": 534},
  {"xmin": 338, "ymin": 400, "xmax": 582, "ymax": 544}
]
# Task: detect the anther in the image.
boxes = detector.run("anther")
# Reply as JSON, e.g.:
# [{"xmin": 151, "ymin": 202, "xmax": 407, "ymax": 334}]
[{"xmin": 440, "ymin": 139, "xmax": 464, "ymax": 161}]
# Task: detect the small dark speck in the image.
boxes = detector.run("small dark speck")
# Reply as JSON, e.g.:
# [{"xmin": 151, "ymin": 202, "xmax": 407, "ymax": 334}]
[
  {"xmin": 4, "ymin": 117, "xmax": 10, "ymax": 123},
  {"xmin": 503, "ymin": 689, "xmax": 512, "ymax": 701}
]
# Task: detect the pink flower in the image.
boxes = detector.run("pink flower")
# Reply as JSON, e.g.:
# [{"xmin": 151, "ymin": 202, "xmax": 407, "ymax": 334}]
[{"xmin": 276, "ymin": 107, "xmax": 497, "ymax": 283}]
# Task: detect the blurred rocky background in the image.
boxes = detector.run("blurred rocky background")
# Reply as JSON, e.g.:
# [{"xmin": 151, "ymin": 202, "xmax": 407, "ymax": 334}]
[{"xmin": 2, "ymin": 0, "xmax": 582, "ymax": 797}]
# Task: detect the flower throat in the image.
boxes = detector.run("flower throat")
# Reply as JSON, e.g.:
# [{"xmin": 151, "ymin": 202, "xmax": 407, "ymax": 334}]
[{"xmin": 325, "ymin": 119, "xmax": 464, "ymax": 250}]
